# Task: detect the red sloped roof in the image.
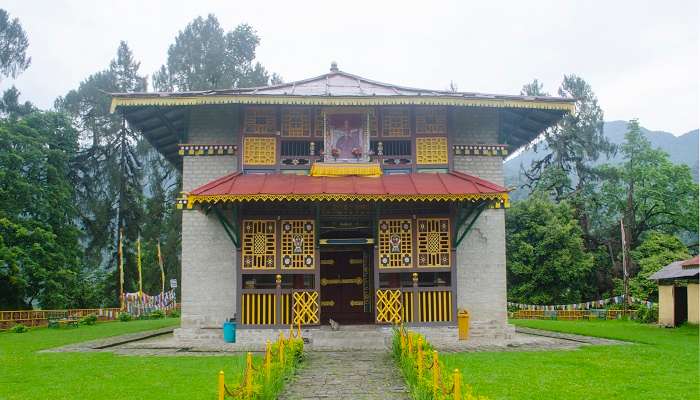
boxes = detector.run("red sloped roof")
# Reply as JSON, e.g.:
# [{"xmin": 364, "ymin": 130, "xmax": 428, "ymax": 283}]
[{"xmin": 184, "ymin": 171, "xmax": 509, "ymax": 208}]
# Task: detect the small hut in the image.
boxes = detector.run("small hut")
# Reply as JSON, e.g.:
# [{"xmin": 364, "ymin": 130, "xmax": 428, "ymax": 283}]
[{"xmin": 649, "ymin": 256, "xmax": 699, "ymax": 326}]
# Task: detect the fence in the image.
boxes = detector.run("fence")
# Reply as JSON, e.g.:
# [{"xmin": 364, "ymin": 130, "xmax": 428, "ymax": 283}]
[
  {"xmin": 239, "ymin": 289, "xmax": 319, "ymax": 327},
  {"xmin": 394, "ymin": 327, "xmax": 489, "ymax": 400},
  {"xmin": 0, "ymin": 308, "xmax": 122, "ymax": 330},
  {"xmin": 512, "ymin": 309, "xmax": 638, "ymax": 321},
  {"xmin": 218, "ymin": 324, "xmax": 304, "ymax": 399},
  {"xmin": 377, "ymin": 286, "xmax": 454, "ymax": 325}
]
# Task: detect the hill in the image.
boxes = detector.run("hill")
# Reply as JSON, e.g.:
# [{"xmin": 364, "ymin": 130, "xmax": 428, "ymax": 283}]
[{"xmin": 504, "ymin": 121, "xmax": 699, "ymax": 200}]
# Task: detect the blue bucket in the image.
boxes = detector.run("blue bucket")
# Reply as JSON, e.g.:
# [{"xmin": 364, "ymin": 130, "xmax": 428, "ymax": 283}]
[{"xmin": 223, "ymin": 321, "xmax": 236, "ymax": 343}]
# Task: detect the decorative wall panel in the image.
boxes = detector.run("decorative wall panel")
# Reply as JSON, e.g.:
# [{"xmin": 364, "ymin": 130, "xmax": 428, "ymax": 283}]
[
  {"xmin": 416, "ymin": 137, "xmax": 448, "ymax": 165},
  {"xmin": 378, "ymin": 219, "xmax": 413, "ymax": 268},
  {"xmin": 241, "ymin": 220, "xmax": 276, "ymax": 270},
  {"xmin": 282, "ymin": 108, "xmax": 311, "ymax": 137},
  {"xmin": 415, "ymin": 107, "xmax": 447, "ymax": 134},
  {"xmin": 280, "ymin": 220, "xmax": 315, "ymax": 269},
  {"xmin": 416, "ymin": 218, "xmax": 450, "ymax": 267},
  {"xmin": 244, "ymin": 107, "xmax": 277, "ymax": 134},
  {"xmin": 313, "ymin": 109, "xmax": 324, "ymax": 137},
  {"xmin": 243, "ymin": 137, "xmax": 276, "ymax": 165},
  {"xmin": 381, "ymin": 108, "xmax": 410, "ymax": 137}
]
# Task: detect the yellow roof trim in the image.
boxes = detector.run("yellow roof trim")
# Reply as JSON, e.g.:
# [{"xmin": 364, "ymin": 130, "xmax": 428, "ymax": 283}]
[
  {"xmin": 110, "ymin": 95, "xmax": 574, "ymax": 113},
  {"xmin": 182, "ymin": 192, "xmax": 509, "ymax": 209}
]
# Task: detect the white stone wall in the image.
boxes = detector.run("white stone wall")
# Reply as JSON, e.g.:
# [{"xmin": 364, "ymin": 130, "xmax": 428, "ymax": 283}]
[
  {"xmin": 452, "ymin": 107, "xmax": 511, "ymax": 337},
  {"xmin": 177, "ymin": 105, "xmax": 239, "ymax": 336}
]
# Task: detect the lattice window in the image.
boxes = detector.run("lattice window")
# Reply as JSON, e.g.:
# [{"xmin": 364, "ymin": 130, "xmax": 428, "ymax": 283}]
[
  {"xmin": 378, "ymin": 219, "xmax": 413, "ymax": 268},
  {"xmin": 282, "ymin": 108, "xmax": 311, "ymax": 137},
  {"xmin": 243, "ymin": 137, "xmax": 276, "ymax": 165},
  {"xmin": 313, "ymin": 109, "xmax": 324, "ymax": 137},
  {"xmin": 280, "ymin": 220, "xmax": 315, "ymax": 269},
  {"xmin": 415, "ymin": 108, "xmax": 447, "ymax": 134},
  {"xmin": 244, "ymin": 107, "xmax": 277, "ymax": 134},
  {"xmin": 381, "ymin": 108, "xmax": 410, "ymax": 137},
  {"xmin": 241, "ymin": 220, "xmax": 276, "ymax": 270},
  {"xmin": 368, "ymin": 108, "xmax": 378, "ymax": 137},
  {"xmin": 416, "ymin": 137, "xmax": 448, "ymax": 165},
  {"xmin": 416, "ymin": 218, "xmax": 450, "ymax": 267}
]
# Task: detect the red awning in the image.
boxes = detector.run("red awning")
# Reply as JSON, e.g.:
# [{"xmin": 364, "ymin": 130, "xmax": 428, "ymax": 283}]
[{"xmin": 181, "ymin": 171, "xmax": 509, "ymax": 208}]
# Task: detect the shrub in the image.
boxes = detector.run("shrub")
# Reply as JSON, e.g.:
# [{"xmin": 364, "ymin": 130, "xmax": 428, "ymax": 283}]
[
  {"xmin": 148, "ymin": 309, "xmax": 165, "ymax": 319},
  {"xmin": 168, "ymin": 309, "xmax": 180, "ymax": 318},
  {"xmin": 80, "ymin": 314, "xmax": 98, "ymax": 326},
  {"xmin": 118, "ymin": 312, "xmax": 132, "ymax": 322},
  {"xmin": 10, "ymin": 324, "xmax": 29, "ymax": 333},
  {"xmin": 636, "ymin": 305, "xmax": 659, "ymax": 324}
]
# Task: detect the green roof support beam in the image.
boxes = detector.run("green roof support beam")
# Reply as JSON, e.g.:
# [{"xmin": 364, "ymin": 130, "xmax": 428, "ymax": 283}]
[{"xmin": 454, "ymin": 202, "xmax": 488, "ymax": 248}]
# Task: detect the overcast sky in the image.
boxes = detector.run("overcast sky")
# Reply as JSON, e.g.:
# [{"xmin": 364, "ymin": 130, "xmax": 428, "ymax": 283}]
[{"xmin": 2, "ymin": 0, "xmax": 698, "ymax": 134}]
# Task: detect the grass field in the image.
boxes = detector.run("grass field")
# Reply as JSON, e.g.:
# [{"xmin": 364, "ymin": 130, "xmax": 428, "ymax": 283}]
[
  {"xmin": 442, "ymin": 320, "xmax": 699, "ymax": 400},
  {"xmin": 0, "ymin": 319, "xmax": 247, "ymax": 400}
]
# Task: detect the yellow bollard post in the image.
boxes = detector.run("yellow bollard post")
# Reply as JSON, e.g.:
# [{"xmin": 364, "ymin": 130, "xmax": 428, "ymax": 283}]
[
  {"xmin": 416, "ymin": 336, "xmax": 424, "ymax": 378},
  {"xmin": 407, "ymin": 332, "xmax": 414, "ymax": 355},
  {"xmin": 289, "ymin": 323, "xmax": 294, "ymax": 339},
  {"xmin": 400, "ymin": 330, "xmax": 406, "ymax": 355},
  {"xmin": 265, "ymin": 340, "xmax": 272, "ymax": 378},
  {"xmin": 453, "ymin": 369, "xmax": 462, "ymax": 400},
  {"xmin": 297, "ymin": 319, "xmax": 302, "ymax": 339},
  {"xmin": 279, "ymin": 333, "xmax": 286, "ymax": 364},
  {"xmin": 218, "ymin": 371, "xmax": 225, "ymax": 400},
  {"xmin": 432, "ymin": 350, "xmax": 439, "ymax": 398},
  {"xmin": 245, "ymin": 352, "xmax": 253, "ymax": 399}
]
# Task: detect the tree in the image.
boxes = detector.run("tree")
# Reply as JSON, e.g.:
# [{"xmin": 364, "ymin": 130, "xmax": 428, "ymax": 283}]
[
  {"xmin": 0, "ymin": 112, "xmax": 94, "ymax": 309},
  {"xmin": 0, "ymin": 9, "xmax": 31, "ymax": 81},
  {"xmin": 56, "ymin": 42, "xmax": 148, "ymax": 304},
  {"xmin": 627, "ymin": 232, "xmax": 689, "ymax": 301},
  {"xmin": 597, "ymin": 120, "xmax": 699, "ymax": 249},
  {"xmin": 152, "ymin": 15, "xmax": 276, "ymax": 91},
  {"xmin": 524, "ymin": 75, "xmax": 615, "ymax": 200},
  {"xmin": 0, "ymin": 86, "xmax": 35, "ymax": 118},
  {"xmin": 506, "ymin": 194, "xmax": 595, "ymax": 304},
  {"xmin": 520, "ymin": 79, "xmax": 549, "ymax": 96}
]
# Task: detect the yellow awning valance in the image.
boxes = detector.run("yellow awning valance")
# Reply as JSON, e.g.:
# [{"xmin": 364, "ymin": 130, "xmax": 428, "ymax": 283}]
[{"xmin": 309, "ymin": 162, "xmax": 382, "ymax": 177}]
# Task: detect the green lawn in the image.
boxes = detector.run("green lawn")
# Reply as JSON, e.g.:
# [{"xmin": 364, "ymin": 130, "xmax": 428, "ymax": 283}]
[
  {"xmin": 442, "ymin": 320, "xmax": 699, "ymax": 400},
  {"xmin": 0, "ymin": 319, "xmax": 247, "ymax": 400}
]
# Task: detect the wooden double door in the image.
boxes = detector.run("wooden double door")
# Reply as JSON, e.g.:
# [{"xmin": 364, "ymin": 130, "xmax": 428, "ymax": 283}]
[{"xmin": 320, "ymin": 250, "xmax": 373, "ymax": 324}]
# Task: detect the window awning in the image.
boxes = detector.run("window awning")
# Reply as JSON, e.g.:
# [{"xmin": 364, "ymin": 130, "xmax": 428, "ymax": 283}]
[{"xmin": 179, "ymin": 171, "xmax": 509, "ymax": 209}]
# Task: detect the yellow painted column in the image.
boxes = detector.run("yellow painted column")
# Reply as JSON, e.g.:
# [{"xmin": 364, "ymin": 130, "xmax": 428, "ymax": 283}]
[
  {"xmin": 658, "ymin": 284, "xmax": 675, "ymax": 326},
  {"xmin": 687, "ymin": 283, "xmax": 699, "ymax": 324}
]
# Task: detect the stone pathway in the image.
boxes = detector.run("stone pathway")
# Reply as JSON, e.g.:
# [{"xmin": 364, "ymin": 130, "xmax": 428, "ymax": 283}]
[{"xmin": 279, "ymin": 351, "xmax": 409, "ymax": 400}]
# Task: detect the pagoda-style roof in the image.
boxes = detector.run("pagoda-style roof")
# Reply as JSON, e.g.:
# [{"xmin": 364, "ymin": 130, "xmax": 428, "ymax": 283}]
[
  {"xmin": 111, "ymin": 63, "xmax": 575, "ymax": 167},
  {"xmin": 180, "ymin": 170, "xmax": 509, "ymax": 209}
]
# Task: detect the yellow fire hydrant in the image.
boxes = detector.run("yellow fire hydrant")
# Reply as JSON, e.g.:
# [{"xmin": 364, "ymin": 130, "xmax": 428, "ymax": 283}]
[{"xmin": 457, "ymin": 309, "xmax": 470, "ymax": 340}]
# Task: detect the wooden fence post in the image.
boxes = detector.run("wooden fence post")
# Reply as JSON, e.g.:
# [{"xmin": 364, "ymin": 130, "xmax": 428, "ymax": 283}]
[
  {"xmin": 265, "ymin": 340, "xmax": 271, "ymax": 378},
  {"xmin": 416, "ymin": 336, "xmax": 424, "ymax": 378},
  {"xmin": 245, "ymin": 352, "xmax": 253, "ymax": 399},
  {"xmin": 432, "ymin": 350, "xmax": 439, "ymax": 398}
]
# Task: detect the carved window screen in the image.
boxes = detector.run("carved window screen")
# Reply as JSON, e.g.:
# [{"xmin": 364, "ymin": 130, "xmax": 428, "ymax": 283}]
[
  {"xmin": 415, "ymin": 108, "xmax": 447, "ymax": 134},
  {"xmin": 416, "ymin": 137, "xmax": 448, "ymax": 164},
  {"xmin": 244, "ymin": 107, "xmax": 277, "ymax": 134},
  {"xmin": 280, "ymin": 220, "xmax": 315, "ymax": 269},
  {"xmin": 242, "ymin": 220, "xmax": 276, "ymax": 270},
  {"xmin": 243, "ymin": 137, "xmax": 276, "ymax": 165},
  {"xmin": 416, "ymin": 218, "xmax": 450, "ymax": 268},
  {"xmin": 378, "ymin": 219, "xmax": 413, "ymax": 268},
  {"xmin": 368, "ymin": 109, "xmax": 378, "ymax": 137},
  {"xmin": 381, "ymin": 109, "xmax": 410, "ymax": 137},
  {"xmin": 282, "ymin": 108, "xmax": 311, "ymax": 137},
  {"xmin": 313, "ymin": 109, "xmax": 324, "ymax": 137}
]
